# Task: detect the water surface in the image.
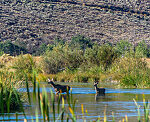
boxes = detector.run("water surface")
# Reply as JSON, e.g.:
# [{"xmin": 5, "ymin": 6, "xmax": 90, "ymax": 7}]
[{"xmin": 1, "ymin": 82, "xmax": 150, "ymax": 121}]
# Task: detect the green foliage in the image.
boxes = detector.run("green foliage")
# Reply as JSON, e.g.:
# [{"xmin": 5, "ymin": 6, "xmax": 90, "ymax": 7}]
[
  {"xmin": 11, "ymin": 54, "xmax": 37, "ymax": 79},
  {"xmin": 34, "ymin": 38, "xmax": 66, "ymax": 56},
  {"xmin": 84, "ymin": 44, "xmax": 100, "ymax": 66},
  {"xmin": 69, "ymin": 35, "xmax": 93, "ymax": 50},
  {"xmin": 0, "ymin": 51, "xmax": 4, "ymax": 56},
  {"xmin": 98, "ymin": 44, "xmax": 118, "ymax": 70},
  {"xmin": 64, "ymin": 46, "xmax": 84, "ymax": 70},
  {"xmin": 0, "ymin": 86, "xmax": 22, "ymax": 112},
  {"xmin": 135, "ymin": 40, "xmax": 149, "ymax": 58},
  {"xmin": 84, "ymin": 44, "xmax": 118, "ymax": 70},
  {"xmin": 42, "ymin": 45, "xmax": 66, "ymax": 74},
  {"xmin": 74, "ymin": 74, "xmax": 90, "ymax": 83},
  {"xmin": 0, "ymin": 41, "xmax": 27, "ymax": 56},
  {"xmin": 112, "ymin": 57, "xmax": 150, "ymax": 88},
  {"xmin": 41, "ymin": 38, "xmax": 150, "ymax": 86},
  {"xmin": 115, "ymin": 40, "xmax": 133, "ymax": 57},
  {"xmin": 54, "ymin": 38, "xmax": 65, "ymax": 46},
  {"xmin": 33, "ymin": 43, "xmax": 47, "ymax": 56},
  {"xmin": 0, "ymin": 71, "xmax": 23, "ymax": 113},
  {"xmin": 42, "ymin": 45, "xmax": 84, "ymax": 74}
]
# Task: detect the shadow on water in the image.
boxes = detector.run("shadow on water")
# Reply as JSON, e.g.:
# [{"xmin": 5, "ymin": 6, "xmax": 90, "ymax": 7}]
[{"xmin": 2, "ymin": 82, "xmax": 150, "ymax": 121}]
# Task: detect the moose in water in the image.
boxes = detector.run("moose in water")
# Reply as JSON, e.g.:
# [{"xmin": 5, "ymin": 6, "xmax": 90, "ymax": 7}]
[{"xmin": 48, "ymin": 78, "xmax": 70, "ymax": 94}]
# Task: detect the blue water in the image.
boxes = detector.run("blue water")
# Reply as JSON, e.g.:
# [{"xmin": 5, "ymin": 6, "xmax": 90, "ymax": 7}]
[
  {"xmin": 1, "ymin": 86, "xmax": 150, "ymax": 121},
  {"xmin": 18, "ymin": 87, "xmax": 150, "ymax": 94}
]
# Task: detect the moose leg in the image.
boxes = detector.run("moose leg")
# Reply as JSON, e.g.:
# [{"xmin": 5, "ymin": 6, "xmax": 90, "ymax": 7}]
[{"xmin": 56, "ymin": 91, "xmax": 60, "ymax": 95}]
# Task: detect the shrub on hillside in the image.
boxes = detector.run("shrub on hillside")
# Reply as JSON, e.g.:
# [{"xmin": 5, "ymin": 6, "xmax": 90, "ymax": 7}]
[
  {"xmin": 115, "ymin": 40, "xmax": 133, "ymax": 57},
  {"xmin": 135, "ymin": 40, "xmax": 150, "ymax": 58},
  {"xmin": 0, "ymin": 41, "xmax": 27, "ymax": 56},
  {"xmin": 33, "ymin": 43, "xmax": 47, "ymax": 56},
  {"xmin": 69, "ymin": 35, "xmax": 93, "ymax": 50}
]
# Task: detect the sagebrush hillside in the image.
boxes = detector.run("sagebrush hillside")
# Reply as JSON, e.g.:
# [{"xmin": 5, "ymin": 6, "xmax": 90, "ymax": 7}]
[{"xmin": 0, "ymin": 0, "xmax": 150, "ymax": 53}]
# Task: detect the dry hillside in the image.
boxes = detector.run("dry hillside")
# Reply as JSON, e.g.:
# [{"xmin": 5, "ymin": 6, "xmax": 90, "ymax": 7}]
[{"xmin": 0, "ymin": 0, "xmax": 150, "ymax": 53}]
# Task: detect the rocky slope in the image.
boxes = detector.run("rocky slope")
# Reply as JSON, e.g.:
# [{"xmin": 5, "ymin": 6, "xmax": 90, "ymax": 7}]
[{"xmin": 0, "ymin": 0, "xmax": 150, "ymax": 53}]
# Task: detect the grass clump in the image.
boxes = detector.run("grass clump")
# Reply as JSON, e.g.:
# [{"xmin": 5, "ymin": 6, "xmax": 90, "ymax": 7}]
[
  {"xmin": 0, "ymin": 71, "xmax": 23, "ymax": 113},
  {"xmin": 11, "ymin": 54, "xmax": 41, "ymax": 80},
  {"xmin": 0, "ymin": 86, "xmax": 22, "ymax": 112}
]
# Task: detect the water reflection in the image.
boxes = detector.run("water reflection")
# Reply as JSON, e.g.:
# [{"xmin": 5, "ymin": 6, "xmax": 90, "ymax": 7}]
[
  {"xmin": 3, "ymin": 83, "xmax": 150, "ymax": 121},
  {"xmin": 54, "ymin": 94, "xmax": 67, "ymax": 101},
  {"xmin": 95, "ymin": 93, "xmax": 105, "ymax": 101}
]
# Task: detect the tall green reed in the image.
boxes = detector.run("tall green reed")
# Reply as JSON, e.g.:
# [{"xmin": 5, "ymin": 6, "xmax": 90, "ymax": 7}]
[
  {"xmin": 134, "ymin": 94, "xmax": 150, "ymax": 122},
  {"xmin": 0, "ymin": 71, "xmax": 24, "ymax": 120}
]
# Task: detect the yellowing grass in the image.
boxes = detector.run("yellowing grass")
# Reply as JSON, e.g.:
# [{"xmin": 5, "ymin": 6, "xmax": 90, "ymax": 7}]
[{"xmin": 145, "ymin": 58, "xmax": 150, "ymax": 68}]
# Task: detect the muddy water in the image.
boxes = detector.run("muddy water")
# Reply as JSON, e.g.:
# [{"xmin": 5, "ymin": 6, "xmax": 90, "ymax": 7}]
[{"xmin": 1, "ymin": 82, "xmax": 150, "ymax": 121}]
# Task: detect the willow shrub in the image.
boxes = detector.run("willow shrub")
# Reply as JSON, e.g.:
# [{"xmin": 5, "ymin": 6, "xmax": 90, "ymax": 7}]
[
  {"xmin": 41, "ymin": 45, "xmax": 66, "ymax": 74},
  {"xmin": 112, "ymin": 57, "xmax": 150, "ymax": 88},
  {"xmin": 84, "ymin": 45, "xmax": 101, "ymax": 66},
  {"xmin": 11, "ymin": 54, "xmax": 38, "ymax": 80},
  {"xmin": 115, "ymin": 40, "xmax": 133, "ymax": 57},
  {"xmin": 84, "ymin": 44, "xmax": 118, "ymax": 71},
  {"xmin": 135, "ymin": 40, "xmax": 150, "ymax": 58},
  {"xmin": 42, "ymin": 45, "xmax": 84, "ymax": 74}
]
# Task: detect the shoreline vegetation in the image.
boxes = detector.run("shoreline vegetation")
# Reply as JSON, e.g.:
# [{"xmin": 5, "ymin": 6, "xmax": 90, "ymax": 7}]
[
  {"xmin": 0, "ymin": 36, "xmax": 150, "ymax": 88},
  {"xmin": 0, "ymin": 31, "xmax": 150, "ymax": 122}
]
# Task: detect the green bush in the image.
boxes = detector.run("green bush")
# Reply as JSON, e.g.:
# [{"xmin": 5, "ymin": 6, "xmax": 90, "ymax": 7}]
[
  {"xmin": 69, "ymin": 35, "xmax": 93, "ymax": 50},
  {"xmin": 11, "ymin": 54, "xmax": 37, "ymax": 79},
  {"xmin": 64, "ymin": 46, "xmax": 84, "ymax": 70},
  {"xmin": 42, "ymin": 45, "xmax": 66, "ymax": 74},
  {"xmin": 97, "ymin": 44, "xmax": 118, "ymax": 70},
  {"xmin": 121, "ymin": 70, "xmax": 150, "ymax": 88},
  {"xmin": 0, "ymin": 41, "xmax": 27, "ymax": 56},
  {"xmin": 33, "ymin": 43, "xmax": 47, "ymax": 56},
  {"xmin": 84, "ymin": 44, "xmax": 118, "ymax": 71},
  {"xmin": 0, "ymin": 86, "xmax": 22, "ymax": 112},
  {"xmin": 112, "ymin": 57, "xmax": 150, "ymax": 88},
  {"xmin": 115, "ymin": 40, "xmax": 133, "ymax": 57},
  {"xmin": 135, "ymin": 40, "xmax": 149, "ymax": 58},
  {"xmin": 42, "ymin": 44, "xmax": 84, "ymax": 74},
  {"xmin": 84, "ymin": 44, "xmax": 100, "ymax": 66}
]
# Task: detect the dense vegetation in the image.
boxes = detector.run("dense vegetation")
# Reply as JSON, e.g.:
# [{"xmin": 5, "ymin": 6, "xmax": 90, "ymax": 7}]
[
  {"xmin": 0, "ymin": 72, "xmax": 23, "ymax": 112},
  {"xmin": 0, "ymin": 41, "xmax": 27, "ymax": 56},
  {"xmin": 0, "ymin": 35, "xmax": 149, "ymax": 88}
]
